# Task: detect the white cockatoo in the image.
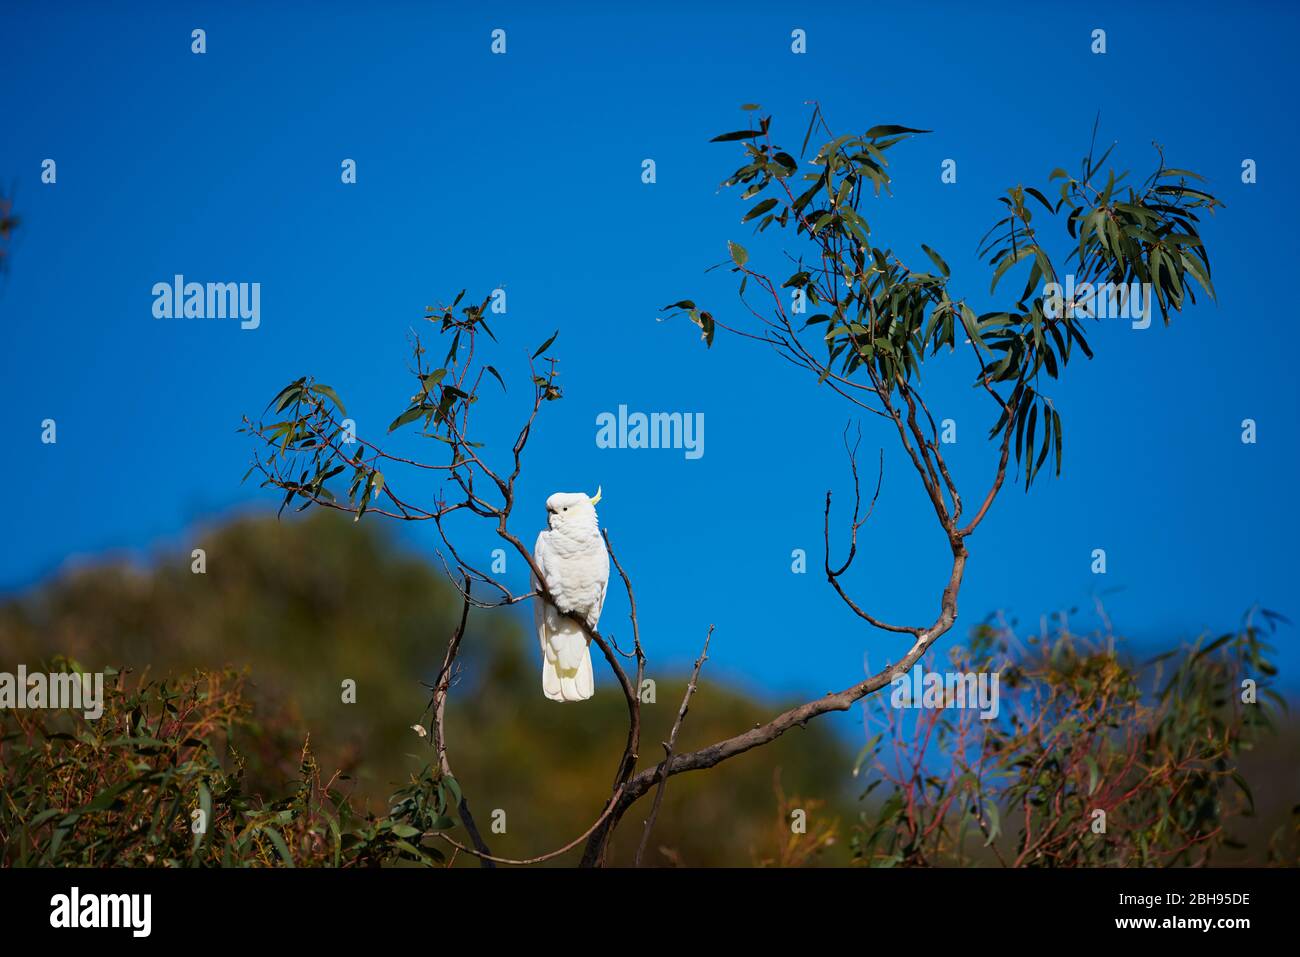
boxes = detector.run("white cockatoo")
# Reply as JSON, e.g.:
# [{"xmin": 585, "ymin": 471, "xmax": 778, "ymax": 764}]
[{"xmin": 532, "ymin": 487, "xmax": 609, "ymax": 702}]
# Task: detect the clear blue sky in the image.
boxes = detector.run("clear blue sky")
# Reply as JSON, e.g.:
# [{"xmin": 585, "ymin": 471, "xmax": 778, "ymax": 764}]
[{"xmin": 3, "ymin": 1, "xmax": 1297, "ymax": 711}]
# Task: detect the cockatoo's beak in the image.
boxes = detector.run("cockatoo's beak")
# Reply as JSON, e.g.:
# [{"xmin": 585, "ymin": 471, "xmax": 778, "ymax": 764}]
[{"xmin": 589, "ymin": 486, "xmax": 602, "ymax": 506}]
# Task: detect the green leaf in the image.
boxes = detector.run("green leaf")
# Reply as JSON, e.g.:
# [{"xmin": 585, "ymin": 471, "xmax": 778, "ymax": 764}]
[
  {"xmin": 531, "ymin": 330, "xmax": 559, "ymax": 360},
  {"xmin": 27, "ymin": 808, "xmax": 63, "ymax": 828},
  {"xmin": 312, "ymin": 383, "xmax": 347, "ymax": 415},
  {"xmin": 1230, "ymin": 771, "xmax": 1255, "ymax": 815},
  {"xmin": 1157, "ymin": 168, "xmax": 1207, "ymax": 182},
  {"xmin": 728, "ymin": 241, "xmax": 749, "ymax": 267},
  {"xmin": 920, "ymin": 244, "xmax": 950, "ymax": 277},
  {"xmin": 982, "ymin": 802, "xmax": 1001, "ymax": 846},
  {"xmin": 958, "ymin": 303, "xmax": 982, "ymax": 349},
  {"xmin": 1192, "ymin": 632, "xmax": 1233, "ymax": 661},
  {"xmin": 800, "ymin": 105, "xmax": 821, "ymax": 158},
  {"xmin": 770, "ymin": 152, "xmax": 798, "ymax": 177},
  {"xmin": 990, "ymin": 247, "xmax": 1032, "ymax": 294},
  {"xmin": 419, "ymin": 369, "xmax": 448, "ymax": 390},
  {"xmin": 443, "ymin": 774, "xmax": 463, "ymax": 808},
  {"xmin": 262, "ymin": 826, "xmax": 295, "ymax": 867},
  {"xmin": 265, "ymin": 378, "xmax": 306, "ymax": 413},
  {"xmin": 388, "ymin": 406, "xmax": 425, "ymax": 433},
  {"xmin": 711, "ymin": 129, "xmax": 761, "ymax": 142},
  {"xmin": 688, "ymin": 309, "xmax": 716, "ymax": 348},
  {"xmin": 864, "ymin": 124, "xmax": 931, "ymax": 138},
  {"xmin": 1052, "ymin": 408, "xmax": 1063, "ymax": 476},
  {"xmin": 743, "ymin": 198, "xmax": 778, "ymax": 222},
  {"xmin": 1023, "ymin": 402, "xmax": 1038, "ymax": 486},
  {"xmin": 484, "ymin": 364, "xmax": 507, "ymax": 392},
  {"xmin": 1023, "ymin": 187, "xmax": 1054, "ymax": 213}
]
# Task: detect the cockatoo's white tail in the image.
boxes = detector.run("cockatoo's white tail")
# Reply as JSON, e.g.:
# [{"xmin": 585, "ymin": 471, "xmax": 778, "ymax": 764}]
[{"xmin": 541, "ymin": 616, "xmax": 595, "ymax": 701}]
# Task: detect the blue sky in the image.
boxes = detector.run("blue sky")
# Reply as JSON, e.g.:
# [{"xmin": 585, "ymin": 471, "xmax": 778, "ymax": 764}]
[{"xmin": 2, "ymin": 1, "xmax": 1297, "ymax": 716}]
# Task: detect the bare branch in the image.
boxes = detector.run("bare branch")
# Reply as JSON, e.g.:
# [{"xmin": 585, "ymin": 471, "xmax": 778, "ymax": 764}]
[
  {"xmin": 823, "ymin": 444, "xmax": 919, "ymax": 636},
  {"xmin": 634, "ymin": 625, "xmax": 713, "ymax": 867},
  {"xmin": 433, "ymin": 785, "xmax": 627, "ymax": 866},
  {"xmin": 428, "ymin": 577, "xmax": 494, "ymax": 866}
]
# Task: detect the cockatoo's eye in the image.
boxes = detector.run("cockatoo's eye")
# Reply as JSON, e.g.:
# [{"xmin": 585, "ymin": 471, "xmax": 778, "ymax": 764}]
[{"xmin": 562, "ymin": 507, "xmax": 568, "ymax": 512}]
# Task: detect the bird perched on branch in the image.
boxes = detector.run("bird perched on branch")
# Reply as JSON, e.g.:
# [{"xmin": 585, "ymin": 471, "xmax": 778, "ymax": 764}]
[{"xmin": 532, "ymin": 488, "xmax": 609, "ymax": 701}]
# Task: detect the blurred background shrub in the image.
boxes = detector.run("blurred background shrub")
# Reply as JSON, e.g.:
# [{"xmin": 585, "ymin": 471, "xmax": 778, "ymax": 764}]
[{"xmin": 1, "ymin": 511, "xmax": 1294, "ymax": 866}]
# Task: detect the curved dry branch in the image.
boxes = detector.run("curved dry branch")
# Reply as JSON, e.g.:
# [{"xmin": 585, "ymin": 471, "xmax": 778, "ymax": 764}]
[
  {"xmin": 600, "ymin": 544, "xmax": 967, "ymax": 834},
  {"xmin": 428, "ymin": 577, "xmax": 494, "ymax": 867},
  {"xmin": 433, "ymin": 786, "xmax": 626, "ymax": 866},
  {"xmin": 634, "ymin": 625, "xmax": 712, "ymax": 867}
]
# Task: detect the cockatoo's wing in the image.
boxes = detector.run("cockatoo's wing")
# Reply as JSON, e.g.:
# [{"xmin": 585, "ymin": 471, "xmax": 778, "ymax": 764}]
[
  {"xmin": 533, "ymin": 529, "xmax": 581, "ymax": 701},
  {"xmin": 586, "ymin": 543, "xmax": 611, "ymax": 629},
  {"xmin": 532, "ymin": 529, "xmax": 547, "ymax": 611},
  {"xmin": 532, "ymin": 531, "xmax": 551, "ymax": 654},
  {"xmin": 568, "ymin": 545, "xmax": 607, "ymax": 698},
  {"xmin": 532, "ymin": 532, "xmax": 553, "ymax": 682}
]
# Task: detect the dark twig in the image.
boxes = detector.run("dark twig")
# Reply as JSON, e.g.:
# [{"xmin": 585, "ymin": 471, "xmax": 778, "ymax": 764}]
[
  {"xmin": 429, "ymin": 577, "xmax": 494, "ymax": 866},
  {"xmin": 634, "ymin": 625, "xmax": 713, "ymax": 867}
]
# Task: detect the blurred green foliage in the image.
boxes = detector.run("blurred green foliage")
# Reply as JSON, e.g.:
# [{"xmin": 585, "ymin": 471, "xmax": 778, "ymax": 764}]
[
  {"xmin": 0, "ymin": 665, "xmax": 453, "ymax": 866},
  {"xmin": 0, "ymin": 511, "xmax": 853, "ymax": 866},
  {"xmin": 2, "ymin": 512, "xmax": 1294, "ymax": 866},
  {"xmin": 852, "ymin": 613, "xmax": 1297, "ymax": 867}
]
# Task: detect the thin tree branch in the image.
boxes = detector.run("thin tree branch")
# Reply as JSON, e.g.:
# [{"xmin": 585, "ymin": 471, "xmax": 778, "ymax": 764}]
[
  {"xmin": 634, "ymin": 625, "xmax": 713, "ymax": 867},
  {"xmin": 432, "ymin": 785, "xmax": 626, "ymax": 866},
  {"xmin": 429, "ymin": 577, "xmax": 494, "ymax": 866}
]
